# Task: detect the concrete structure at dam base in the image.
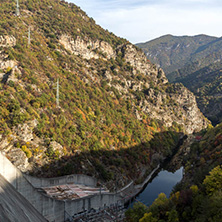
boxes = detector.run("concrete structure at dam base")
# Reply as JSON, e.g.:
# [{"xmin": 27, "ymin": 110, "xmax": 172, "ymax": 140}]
[{"xmin": 0, "ymin": 152, "xmax": 135, "ymax": 222}]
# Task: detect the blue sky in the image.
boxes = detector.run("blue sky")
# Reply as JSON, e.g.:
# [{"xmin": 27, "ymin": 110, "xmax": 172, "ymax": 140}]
[{"xmin": 69, "ymin": 0, "xmax": 222, "ymax": 43}]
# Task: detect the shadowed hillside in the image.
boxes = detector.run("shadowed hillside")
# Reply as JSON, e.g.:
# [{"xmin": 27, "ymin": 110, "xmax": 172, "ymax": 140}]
[
  {"xmin": 0, "ymin": 0, "xmax": 208, "ymax": 189},
  {"xmin": 137, "ymin": 34, "xmax": 222, "ymax": 125}
]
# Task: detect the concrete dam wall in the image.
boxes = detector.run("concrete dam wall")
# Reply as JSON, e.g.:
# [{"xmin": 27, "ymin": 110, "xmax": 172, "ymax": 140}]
[
  {"xmin": 0, "ymin": 152, "xmax": 126, "ymax": 222},
  {"xmin": 24, "ymin": 172, "xmax": 97, "ymax": 188},
  {"xmin": 0, "ymin": 174, "xmax": 47, "ymax": 222}
]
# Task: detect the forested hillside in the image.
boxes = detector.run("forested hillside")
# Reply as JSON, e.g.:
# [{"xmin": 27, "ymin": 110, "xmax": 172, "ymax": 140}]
[
  {"xmin": 137, "ymin": 35, "xmax": 222, "ymax": 125},
  {"xmin": 0, "ymin": 0, "xmax": 208, "ymax": 188},
  {"xmin": 136, "ymin": 34, "xmax": 217, "ymax": 76},
  {"xmin": 126, "ymin": 123, "xmax": 222, "ymax": 222},
  {"xmin": 180, "ymin": 62, "xmax": 222, "ymax": 125}
]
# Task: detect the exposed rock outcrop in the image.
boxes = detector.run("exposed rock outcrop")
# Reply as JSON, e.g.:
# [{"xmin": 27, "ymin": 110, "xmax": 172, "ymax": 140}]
[
  {"xmin": 0, "ymin": 0, "xmax": 210, "ymax": 186},
  {"xmin": 0, "ymin": 59, "xmax": 17, "ymax": 70},
  {"xmin": 139, "ymin": 84, "xmax": 208, "ymax": 134},
  {"xmin": 0, "ymin": 35, "xmax": 19, "ymax": 83},
  {"xmin": 103, "ymin": 43, "xmax": 209, "ymax": 134},
  {"xmin": 0, "ymin": 35, "xmax": 16, "ymax": 47},
  {"xmin": 122, "ymin": 44, "xmax": 153, "ymax": 75},
  {"xmin": 59, "ymin": 35, "xmax": 116, "ymax": 60},
  {"xmin": 14, "ymin": 120, "xmax": 38, "ymax": 142},
  {"xmin": 6, "ymin": 148, "xmax": 30, "ymax": 172},
  {"xmin": 49, "ymin": 141, "xmax": 64, "ymax": 158},
  {"xmin": 0, "ymin": 120, "xmax": 55, "ymax": 173}
]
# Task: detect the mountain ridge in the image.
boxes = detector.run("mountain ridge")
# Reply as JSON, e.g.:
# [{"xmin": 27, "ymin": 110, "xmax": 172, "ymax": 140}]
[
  {"xmin": 137, "ymin": 34, "xmax": 222, "ymax": 125},
  {"xmin": 136, "ymin": 34, "xmax": 219, "ymax": 76},
  {"xmin": 0, "ymin": 0, "xmax": 209, "ymax": 188}
]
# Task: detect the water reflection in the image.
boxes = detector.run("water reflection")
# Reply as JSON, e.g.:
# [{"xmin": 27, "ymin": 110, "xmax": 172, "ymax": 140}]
[{"xmin": 132, "ymin": 167, "xmax": 183, "ymax": 206}]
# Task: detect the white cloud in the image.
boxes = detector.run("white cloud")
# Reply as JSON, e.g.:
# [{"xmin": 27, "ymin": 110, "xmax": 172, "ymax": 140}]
[{"xmin": 69, "ymin": 0, "xmax": 222, "ymax": 43}]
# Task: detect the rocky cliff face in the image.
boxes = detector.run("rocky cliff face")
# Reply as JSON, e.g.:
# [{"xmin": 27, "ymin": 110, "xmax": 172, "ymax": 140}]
[
  {"xmin": 140, "ymin": 84, "xmax": 208, "ymax": 134},
  {"xmin": 137, "ymin": 34, "xmax": 222, "ymax": 125},
  {"xmin": 59, "ymin": 35, "xmax": 116, "ymax": 60},
  {"xmin": 0, "ymin": 35, "xmax": 16, "ymax": 47},
  {"xmin": 0, "ymin": 0, "xmax": 209, "ymax": 184},
  {"xmin": 61, "ymin": 37, "xmax": 209, "ymax": 133},
  {"xmin": 0, "ymin": 33, "xmax": 209, "ymax": 174},
  {"xmin": 0, "ymin": 35, "xmax": 17, "ymax": 70},
  {"xmin": 122, "ymin": 46, "xmax": 208, "ymax": 134}
]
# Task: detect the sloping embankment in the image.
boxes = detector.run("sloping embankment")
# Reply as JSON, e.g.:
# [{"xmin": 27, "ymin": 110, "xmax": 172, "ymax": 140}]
[{"xmin": 0, "ymin": 174, "xmax": 47, "ymax": 222}]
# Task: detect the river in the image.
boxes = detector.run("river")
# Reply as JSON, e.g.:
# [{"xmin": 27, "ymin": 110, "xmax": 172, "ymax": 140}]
[{"xmin": 130, "ymin": 167, "xmax": 183, "ymax": 206}]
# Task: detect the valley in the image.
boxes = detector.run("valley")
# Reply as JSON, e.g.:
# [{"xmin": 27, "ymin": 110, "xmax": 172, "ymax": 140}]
[
  {"xmin": 0, "ymin": 0, "xmax": 221, "ymax": 222},
  {"xmin": 0, "ymin": 0, "xmax": 208, "ymax": 188},
  {"xmin": 126, "ymin": 123, "xmax": 222, "ymax": 222}
]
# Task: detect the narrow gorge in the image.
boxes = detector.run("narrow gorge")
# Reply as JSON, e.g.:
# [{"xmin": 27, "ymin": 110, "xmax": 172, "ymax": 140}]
[{"xmin": 0, "ymin": 0, "xmax": 217, "ymax": 222}]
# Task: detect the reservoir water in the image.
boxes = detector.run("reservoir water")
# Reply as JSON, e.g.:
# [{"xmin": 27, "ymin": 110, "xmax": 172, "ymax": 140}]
[{"xmin": 132, "ymin": 167, "xmax": 183, "ymax": 206}]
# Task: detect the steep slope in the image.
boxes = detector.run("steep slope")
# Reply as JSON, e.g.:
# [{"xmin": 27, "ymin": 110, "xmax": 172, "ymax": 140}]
[
  {"xmin": 0, "ymin": 0, "xmax": 208, "ymax": 187},
  {"xmin": 167, "ymin": 38, "xmax": 222, "ymax": 82},
  {"xmin": 179, "ymin": 62, "xmax": 222, "ymax": 125},
  {"xmin": 126, "ymin": 124, "xmax": 222, "ymax": 222},
  {"xmin": 137, "ymin": 35, "xmax": 222, "ymax": 125},
  {"xmin": 136, "ymin": 34, "xmax": 217, "ymax": 75},
  {"xmin": 0, "ymin": 174, "xmax": 47, "ymax": 222}
]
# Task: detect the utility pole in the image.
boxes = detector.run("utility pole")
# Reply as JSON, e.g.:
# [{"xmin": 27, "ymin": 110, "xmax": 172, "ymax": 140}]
[
  {"xmin": 28, "ymin": 26, "xmax": 31, "ymax": 46},
  {"xmin": 16, "ymin": 0, "xmax": 20, "ymax": 16},
  {"xmin": 56, "ymin": 79, "xmax": 60, "ymax": 108}
]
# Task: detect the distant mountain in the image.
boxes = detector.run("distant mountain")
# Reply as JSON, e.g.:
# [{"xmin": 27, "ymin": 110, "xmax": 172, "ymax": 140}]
[
  {"xmin": 137, "ymin": 35, "xmax": 222, "ymax": 125},
  {"xmin": 136, "ymin": 34, "xmax": 218, "ymax": 78}
]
